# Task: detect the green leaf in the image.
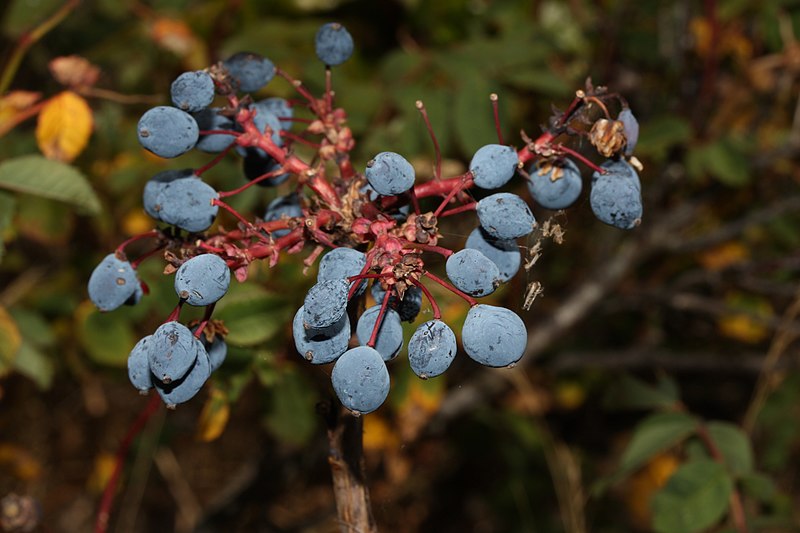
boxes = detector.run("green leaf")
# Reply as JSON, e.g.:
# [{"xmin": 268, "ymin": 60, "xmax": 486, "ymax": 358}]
[
  {"xmin": 264, "ymin": 368, "xmax": 317, "ymax": 447},
  {"xmin": 77, "ymin": 304, "xmax": 136, "ymax": 367},
  {"xmin": 10, "ymin": 307, "xmax": 56, "ymax": 348},
  {"xmin": 0, "ymin": 155, "xmax": 101, "ymax": 215},
  {"xmin": 604, "ymin": 374, "xmax": 681, "ymax": 411},
  {"xmin": 0, "ymin": 191, "xmax": 15, "ymax": 262},
  {"xmin": 453, "ymin": 73, "xmax": 498, "ymax": 155},
  {"xmin": 214, "ymin": 284, "xmax": 288, "ymax": 346},
  {"xmin": 687, "ymin": 137, "xmax": 751, "ymax": 187},
  {"xmin": 707, "ymin": 421, "xmax": 754, "ymax": 476},
  {"xmin": 636, "ymin": 116, "xmax": 692, "ymax": 160},
  {"xmin": 13, "ymin": 341, "xmax": 54, "ymax": 390},
  {"xmin": 652, "ymin": 459, "xmax": 733, "ymax": 533},
  {"xmin": 740, "ymin": 471, "xmax": 777, "ymax": 503},
  {"xmin": 620, "ymin": 411, "xmax": 698, "ymax": 475}
]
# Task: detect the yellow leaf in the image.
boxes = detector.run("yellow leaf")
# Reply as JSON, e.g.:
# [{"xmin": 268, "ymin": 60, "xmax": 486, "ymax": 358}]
[
  {"xmin": 718, "ymin": 293, "xmax": 773, "ymax": 344},
  {"xmin": 35, "ymin": 91, "xmax": 93, "ymax": 163},
  {"xmin": 87, "ymin": 451, "xmax": 117, "ymax": 494},
  {"xmin": 697, "ymin": 241, "xmax": 748, "ymax": 271},
  {"xmin": 363, "ymin": 415, "xmax": 398, "ymax": 452},
  {"xmin": 0, "ymin": 442, "xmax": 42, "ymax": 480},
  {"xmin": 0, "ymin": 90, "xmax": 42, "ymax": 136},
  {"xmin": 0, "ymin": 306, "xmax": 22, "ymax": 377},
  {"xmin": 196, "ymin": 387, "xmax": 230, "ymax": 442},
  {"xmin": 623, "ymin": 453, "xmax": 680, "ymax": 529}
]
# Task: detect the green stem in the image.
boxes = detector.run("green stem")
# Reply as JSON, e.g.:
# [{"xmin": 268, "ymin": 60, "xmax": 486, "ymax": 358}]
[{"xmin": 0, "ymin": 0, "xmax": 81, "ymax": 95}]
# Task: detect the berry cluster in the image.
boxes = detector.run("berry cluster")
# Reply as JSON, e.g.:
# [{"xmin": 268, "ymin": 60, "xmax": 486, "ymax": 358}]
[{"xmin": 88, "ymin": 23, "xmax": 642, "ymax": 412}]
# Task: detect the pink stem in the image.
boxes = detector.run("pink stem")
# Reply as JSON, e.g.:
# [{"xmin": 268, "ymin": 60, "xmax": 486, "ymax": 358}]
[
  {"xmin": 411, "ymin": 278, "xmax": 441, "ymax": 319},
  {"xmin": 423, "ymin": 270, "xmax": 477, "ymax": 307},
  {"xmin": 367, "ymin": 287, "xmax": 391, "ymax": 348}
]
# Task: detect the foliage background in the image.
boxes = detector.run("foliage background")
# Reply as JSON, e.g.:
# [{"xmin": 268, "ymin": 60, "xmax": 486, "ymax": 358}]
[{"xmin": 0, "ymin": 0, "xmax": 799, "ymax": 531}]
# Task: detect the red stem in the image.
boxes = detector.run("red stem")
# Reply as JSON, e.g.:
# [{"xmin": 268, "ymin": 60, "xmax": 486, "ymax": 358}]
[
  {"xmin": 165, "ymin": 301, "xmax": 183, "ymax": 322},
  {"xmin": 439, "ymin": 201, "xmax": 477, "ymax": 218},
  {"xmin": 129, "ymin": 245, "xmax": 166, "ymax": 270},
  {"xmin": 422, "ymin": 270, "xmax": 477, "ymax": 307},
  {"xmin": 192, "ymin": 303, "xmax": 217, "ymax": 339},
  {"xmin": 218, "ymin": 167, "xmax": 286, "ymax": 198},
  {"xmin": 402, "ymin": 241, "xmax": 454, "ymax": 258},
  {"xmin": 411, "ymin": 278, "xmax": 441, "ymax": 319},
  {"xmin": 556, "ymin": 144, "xmax": 606, "ymax": 174},
  {"xmin": 194, "ymin": 143, "xmax": 235, "ymax": 177},
  {"xmin": 212, "ymin": 198, "xmax": 270, "ymax": 243},
  {"xmin": 490, "ymin": 93, "xmax": 504, "ymax": 145},
  {"xmin": 414, "ymin": 174, "xmax": 473, "ymax": 200},
  {"xmin": 433, "ymin": 174, "xmax": 471, "ymax": 217},
  {"xmin": 416, "ymin": 100, "xmax": 442, "ymax": 181},
  {"xmin": 367, "ymin": 287, "xmax": 391, "ymax": 348},
  {"xmin": 94, "ymin": 394, "xmax": 161, "ymax": 533},
  {"xmin": 115, "ymin": 230, "xmax": 160, "ymax": 257}
]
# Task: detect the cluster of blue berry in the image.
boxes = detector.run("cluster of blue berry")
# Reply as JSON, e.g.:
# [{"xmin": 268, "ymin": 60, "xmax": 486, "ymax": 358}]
[{"xmin": 88, "ymin": 22, "xmax": 642, "ymax": 414}]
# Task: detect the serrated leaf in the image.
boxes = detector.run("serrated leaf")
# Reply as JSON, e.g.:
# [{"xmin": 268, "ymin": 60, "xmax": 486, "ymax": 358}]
[
  {"xmin": 620, "ymin": 412, "xmax": 698, "ymax": 474},
  {"xmin": 0, "ymin": 191, "xmax": 15, "ymax": 262},
  {"xmin": 0, "ymin": 155, "xmax": 101, "ymax": 214},
  {"xmin": 0, "ymin": 306, "xmax": 22, "ymax": 377},
  {"xmin": 605, "ymin": 374, "xmax": 681, "ymax": 411},
  {"xmin": 36, "ymin": 91, "xmax": 93, "ymax": 162},
  {"xmin": 652, "ymin": 459, "xmax": 733, "ymax": 533},
  {"xmin": 707, "ymin": 421, "xmax": 753, "ymax": 476}
]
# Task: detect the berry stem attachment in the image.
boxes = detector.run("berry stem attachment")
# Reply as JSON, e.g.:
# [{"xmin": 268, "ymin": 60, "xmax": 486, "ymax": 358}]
[
  {"xmin": 212, "ymin": 198, "xmax": 270, "ymax": 243},
  {"xmin": 165, "ymin": 301, "xmax": 184, "ymax": 323},
  {"xmin": 433, "ymin": 174, "xmax": 471, "ymax": 218},
  {"xmin": 192, "ymin": 303, "xmax": 217, "ymax": 339}
]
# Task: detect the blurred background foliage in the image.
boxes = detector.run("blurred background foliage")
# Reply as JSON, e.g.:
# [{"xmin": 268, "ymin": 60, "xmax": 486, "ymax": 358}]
[{"xmin": 1, "ymin": 0, "xmax": 800, "ymax": 531}]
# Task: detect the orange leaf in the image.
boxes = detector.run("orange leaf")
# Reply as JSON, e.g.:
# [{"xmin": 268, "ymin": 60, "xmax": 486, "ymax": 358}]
[
  {"xmin": 49, "ymin": 55, "xmax": 100, "ymax": 89},
  {"xmin": 149, "ymin": 18, "xmax": 208, "ymax": 70},
  {"xmin": 35, "ymin": 91, "xmax": 93, "ymax": 162}
]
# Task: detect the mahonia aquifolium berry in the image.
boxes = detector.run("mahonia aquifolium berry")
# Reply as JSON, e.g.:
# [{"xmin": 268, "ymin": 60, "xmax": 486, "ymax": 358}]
[{"xmin": 93, "ymin": 23, "xmax": 642, "ymax": 411}]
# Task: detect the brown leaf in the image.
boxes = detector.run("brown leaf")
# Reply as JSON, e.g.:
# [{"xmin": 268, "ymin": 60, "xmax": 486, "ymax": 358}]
[{"xmin": 49, "ymin": 55, "xmax": 100, "ymax": 89}]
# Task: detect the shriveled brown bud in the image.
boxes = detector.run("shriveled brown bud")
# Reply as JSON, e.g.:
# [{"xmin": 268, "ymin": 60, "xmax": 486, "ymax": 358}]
[{"xmin": 589, "ymin": 118, "xmax": 626, "ymax": 157}]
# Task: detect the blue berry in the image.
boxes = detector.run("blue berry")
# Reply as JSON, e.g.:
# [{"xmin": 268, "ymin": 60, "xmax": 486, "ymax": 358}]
[
  {"xmin": 445, "ymin": 248, "xmax": 500, "ymax": 297},
  {"xmin": 355, "ymin": 305, "xmax": 403, "ymax": 361},
  {"xmin": 303, "ymin": 278, "xmax": 350, "ymax": 329},
  {"xmin": 254, "ymin": 97, "xmax": 293, "ymax": 130},
  {"xmin": 590, "ymin": 159, "xmax": 642, "ymax": 229},
  {"xmin": 193, "ymin": 108, "xmax": 236, "ymax": 153},
  {"xmin": 223, "ymin": 52, "xmax": 275, "ymax": 93},
  {"xmin": 174, "ymin": 254, "xmax": 231, "ymax": 306},
  {"xmin": 137, "ymin": 106, "xmax": 199, "ymax": 159},
  {"xmin": 143, "ymin": 168, "xmax": 194, "ymax": 219},
  {"xmin": 408, "ymin": 320, "xmax": 457, "ymax": 379},
  {"xmin": 154, "ymin": 344, "xmax": 211, "ymax": 408},
  {"xmin": 127, "ymin": 335, "xmax": 154, "ymax": 393},
  {"xmin": 331, "ymin": 346, "xmax": 390, "ymax": 415},
  {"xmin": 192, "ymin": 326, "xmax": 227, "ymax": 372},
  {"xmin": 365, "ymin": 152, "xmax": 415, "ymax": 196},
  {"xmin": 264, "ymin": 193, "xmax": 302, "ymax": 238},
  {"xmin": 464, "ymin": 227, "xmax": 520, "ymax": 282},
  {"xmin": 242, "ymin": 151, "xmax": 290, "ymax": 186},
  {"xmin": 155, "ymin": 176, "xmax": 219, "ymax": 233},
  {"xmin": 469, "ymin": 144, "xmax": 519, "ymax": 189},
  {"xmin": 292, "ymin": 306, "xmax": 350, "ymax": 364},
  {"xmin": 315, "ymin": 23, "xmax": 354, "ymax": 66},
  {"xmin": 526, "ymin": 158, "xmax": 583, "ymax": 210},
  {"xmin": 317, "ymin": 248, "xmax": 368, "ymax": 297},
  {"xmin": 88, "ymin": 253, "xmax": 140, "ymax": 312},
  {"xmin": 462, "ymin": 304, "xmax": 527, "ymax": 367},
  {"xmin": 476, "ymin": 192, "xmax": 536, "ymax": 240},
  {"xmin": 618, "ymin": 108, "xmax": 639, "ymax": 156},
  {"xmin": 170, "ymin": 71, "xmax": 215, "ymax": 112},
  {"xmin": 370, "ymin": 284, "xmax": 423, "ymax": 322},
  {"xmin": 149, "ymin": 321, "xmax": 201, "ymax": 384}
]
